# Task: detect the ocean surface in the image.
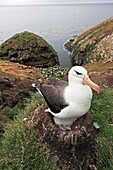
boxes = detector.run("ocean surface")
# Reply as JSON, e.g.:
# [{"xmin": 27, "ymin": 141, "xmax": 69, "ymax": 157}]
[{"xmin": 0, "ymin": 3, "xmax": 113, "ymax": 67}]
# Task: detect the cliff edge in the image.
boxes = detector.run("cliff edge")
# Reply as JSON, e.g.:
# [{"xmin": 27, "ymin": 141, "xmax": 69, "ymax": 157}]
[{"xmin": 65, "ymin": 17, "xmax": 113, "ymax": 66}]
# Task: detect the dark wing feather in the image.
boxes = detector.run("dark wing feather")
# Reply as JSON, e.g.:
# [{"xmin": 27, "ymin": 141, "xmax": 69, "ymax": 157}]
[{"xmin": 39, "ymin": 79, "xmax": 69, "ymax": 113}]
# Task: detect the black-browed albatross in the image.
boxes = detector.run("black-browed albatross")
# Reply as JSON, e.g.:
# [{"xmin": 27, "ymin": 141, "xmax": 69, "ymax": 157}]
[{"xmin": 32, "ymin": 66, "xmax": 100, "ymax": 130}]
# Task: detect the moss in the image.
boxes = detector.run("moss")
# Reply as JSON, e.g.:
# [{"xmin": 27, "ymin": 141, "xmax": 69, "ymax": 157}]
[
  {"xmin": 0, "ymin": 31, "xmax": 55, "ymax": 54},
  {"xmin": 0, "ymin": 31, "xmax": 59, "ymax": 67}
]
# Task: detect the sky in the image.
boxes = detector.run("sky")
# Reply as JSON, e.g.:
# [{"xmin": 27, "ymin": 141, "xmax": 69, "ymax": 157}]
[{"xmin": 0, "ymin": 0, "xmax": 113, "ymax": 5}]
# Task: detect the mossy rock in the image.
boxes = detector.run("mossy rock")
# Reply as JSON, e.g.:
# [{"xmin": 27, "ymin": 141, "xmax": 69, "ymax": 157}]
[{"xmin": 0, "ymin": 31, "xmax": 59, "ymax": 67}]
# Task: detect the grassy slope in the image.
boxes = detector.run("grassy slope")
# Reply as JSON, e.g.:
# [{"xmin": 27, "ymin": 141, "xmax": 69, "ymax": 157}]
[
  {"xmin": 0, "ymin": 88, "xmax": 113, "ymax": 169},
  {"xmin": 0, "ymin": 93, "xmax": 56, "ymax": 170},
  {"xmin": 91, "ymin": 89, "xmax": 113, "ymax": 170}
]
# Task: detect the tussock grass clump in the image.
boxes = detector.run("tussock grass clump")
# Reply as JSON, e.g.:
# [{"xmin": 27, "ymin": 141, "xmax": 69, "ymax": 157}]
[
  {"xmin": 91, "ymin": 89, "xmax": 113, "ymax": 170},
  {"xmin": 0, "ymin": 92, "xmax": 56, "ymax": 170}
]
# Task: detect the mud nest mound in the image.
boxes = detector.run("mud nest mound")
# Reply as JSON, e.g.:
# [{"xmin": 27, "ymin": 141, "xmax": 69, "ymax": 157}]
[{"xmin": 26, "ymin": 105, "xmax": 98, "ymax": 170}]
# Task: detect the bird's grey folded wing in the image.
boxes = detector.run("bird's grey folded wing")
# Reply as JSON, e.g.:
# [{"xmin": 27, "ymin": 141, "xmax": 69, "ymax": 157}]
[{"xmin": 39, "ymin": 80, "xmax": 69, "ymax": 113}]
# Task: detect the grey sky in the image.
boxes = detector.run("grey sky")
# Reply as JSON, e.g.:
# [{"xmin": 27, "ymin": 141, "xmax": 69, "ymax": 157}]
[{"xmin": 0, "ymin": 0, "xmax": 113, "ymax": 5}]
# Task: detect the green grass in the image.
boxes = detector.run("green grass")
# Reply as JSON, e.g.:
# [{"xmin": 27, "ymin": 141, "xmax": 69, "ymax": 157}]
[
  {"xmin": 91, "ymin": 89, "xmax": 113, "ymax": 170},
  {"xmin": 0, "ymin": 92, "xmax": 56, "ymax": 170},
  {"xmin": 0, "ymin": 89, "xmax": 113, "ymax": 170},
  {"xmin": 0, "ymin": 104, "xmax": 22, "ymax": 119}
]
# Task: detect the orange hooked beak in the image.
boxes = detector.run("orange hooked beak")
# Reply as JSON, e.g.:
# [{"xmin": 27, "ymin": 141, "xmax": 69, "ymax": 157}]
[{"xmin": 83, "ymin": 74, "xmax": 100, "ymax": 93}]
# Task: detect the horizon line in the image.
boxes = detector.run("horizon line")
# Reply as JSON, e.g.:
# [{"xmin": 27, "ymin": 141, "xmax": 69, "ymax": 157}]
[{"xmin": 0, "ymin": 2, "xmax": 113, "ymax": 6}]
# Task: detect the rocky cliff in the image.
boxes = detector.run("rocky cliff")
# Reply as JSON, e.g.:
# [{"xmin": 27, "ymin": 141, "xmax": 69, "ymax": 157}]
[
  {"xmin": 65, "ymin": 17, "xmax": 113, "ymax": 65},
  {"xmin": 0, "ymin": 31, "xmax": 59, "ymax": 67}
]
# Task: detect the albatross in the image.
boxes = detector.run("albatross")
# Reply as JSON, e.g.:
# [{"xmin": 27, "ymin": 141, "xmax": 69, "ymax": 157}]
[{"xmin": 32, "ymin": 66, "xmax": 100, "ymax": 130}]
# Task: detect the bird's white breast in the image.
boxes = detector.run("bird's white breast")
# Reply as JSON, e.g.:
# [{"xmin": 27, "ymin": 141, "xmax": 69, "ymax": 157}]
[{"xmin": 64, "ymin": 84, "xmax": 92, "ymax": 117}]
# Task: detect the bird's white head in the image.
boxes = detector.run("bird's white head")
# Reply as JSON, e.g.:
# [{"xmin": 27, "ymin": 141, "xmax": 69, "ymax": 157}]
[{"xmin": 68, "ymin": 66, "xmax": 100, "ymax": 93}]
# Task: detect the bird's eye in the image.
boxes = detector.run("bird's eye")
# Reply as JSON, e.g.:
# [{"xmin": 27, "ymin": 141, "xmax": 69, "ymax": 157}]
[{"xmin": 74, "ymin": 70, "xmax": 82, "ymax": 75}]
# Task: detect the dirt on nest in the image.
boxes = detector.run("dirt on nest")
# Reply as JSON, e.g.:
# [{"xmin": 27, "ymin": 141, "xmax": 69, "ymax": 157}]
[{"xmin": 24, "ymin": 104, "xmax": 98, "ymax": 170}]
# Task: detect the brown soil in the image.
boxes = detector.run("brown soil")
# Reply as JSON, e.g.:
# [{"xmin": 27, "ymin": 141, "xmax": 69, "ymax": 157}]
[
  {"xmin": 0, "ymin": 60, "xmax": 42, "ymax": 110},
  {"xmin": 85, "ymin": 61, "xmax": 113, "ymax": 88}
]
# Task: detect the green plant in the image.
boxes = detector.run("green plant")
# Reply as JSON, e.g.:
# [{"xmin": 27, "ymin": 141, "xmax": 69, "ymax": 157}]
[
  {"xmin": 96, "ymin": 54, "xmax": 101, "ymax": 62},
  {"xmin": 0, "ymin": 92, "xmax": 56, "ymax": 170},
  {"xmin": 91, "ymin": 89, "xmax": 113, "ymax": 170},
  {"xmin": 72, "ymin": 42, "xmax": 96, "ymax": 65},
  {"xmin": 0, "ymin": 104, "xmax": 22, "ymax": 119}
]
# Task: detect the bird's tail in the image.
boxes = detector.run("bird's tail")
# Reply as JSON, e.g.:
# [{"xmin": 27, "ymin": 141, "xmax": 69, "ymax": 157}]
[{"xmin": 31, "ymin": 83, "xmax": 42, "ymax": 96}]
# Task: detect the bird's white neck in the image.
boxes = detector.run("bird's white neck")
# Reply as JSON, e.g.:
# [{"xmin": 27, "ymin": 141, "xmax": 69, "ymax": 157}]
[
  {"xmin": 67, "ymin": 74, "xmax": 92, "ymax": 103},
  {"xmin": 68, "ymin": 75, "xmax": 83, "ymax": 87}
]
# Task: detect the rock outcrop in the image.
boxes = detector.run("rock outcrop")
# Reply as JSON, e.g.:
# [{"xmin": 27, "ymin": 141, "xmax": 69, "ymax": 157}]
[
  {"xmin": 0, "ymin": 31, "xmax": 59, "ymax": 67},
  {"xmin": 65, "ymin": 17, "xmax": 113, "ymax": 66}
]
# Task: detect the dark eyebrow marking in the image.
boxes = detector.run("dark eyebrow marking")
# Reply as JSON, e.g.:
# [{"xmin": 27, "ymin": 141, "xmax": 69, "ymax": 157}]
[{"xmin": 74, "ymin": 70, "xmax": 82, "ymax": 75}]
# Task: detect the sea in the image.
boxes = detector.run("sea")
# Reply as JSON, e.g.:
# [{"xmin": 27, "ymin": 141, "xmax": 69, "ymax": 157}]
[{"xmin": 0, "ymin": 3, "xmax": 113, "ymax": 67}]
